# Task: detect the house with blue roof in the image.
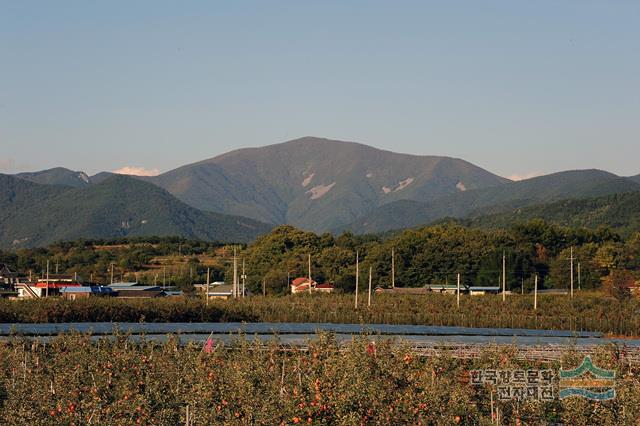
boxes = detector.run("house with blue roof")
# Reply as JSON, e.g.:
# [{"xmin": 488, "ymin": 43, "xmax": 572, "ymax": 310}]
[{"xmin": 60, "ymin": 286, "xmax": 115, "ymax": 300}]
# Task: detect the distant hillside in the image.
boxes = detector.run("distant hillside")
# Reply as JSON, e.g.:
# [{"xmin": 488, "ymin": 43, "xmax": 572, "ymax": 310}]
[
  {"xmin": 465, "ymin": 192, "xmax": 640, "ymax": 236},
  {"xmin": 10, "ymin": 140, "xmax": 639, "ymax": 238},
  {"xmin": 339, "ymin": 170, "xmax": 640, "ymax": 234},
  {"xmin": 89, "ymin": 171, "xmax": 115, "ymax": 184},
  {"xmin": 15, "ymin": 167, "xmax": 91, "ymax": 188},
  {"xmin": 150, "ymin": 137, "xmax": 509, "ymax": 232},
  {"xmin": 0, "ymin": 174, "xmax": 271, "ymax": 248}
]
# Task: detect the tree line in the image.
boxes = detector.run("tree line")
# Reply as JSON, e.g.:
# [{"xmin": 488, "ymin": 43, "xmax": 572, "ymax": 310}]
[
  {"xmin": 1, "ymin": 221, "xmax": 638, "ymax": 296},
  {"xmin": 231, "ymin": 221, "xmax": 639, "ymax": 295}
]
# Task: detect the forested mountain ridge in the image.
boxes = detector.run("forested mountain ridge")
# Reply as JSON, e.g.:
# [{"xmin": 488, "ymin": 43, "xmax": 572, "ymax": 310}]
[
  {"xmin": 149, "ymin": 137, "xmax": 510, "ymax": 232},
  {"xmin": 14, "ymin": 167, "xmax": 92, "ymax": 188},
  {"xmin": 463, "ymin": 191, "xmax": 640, "ymax": 236},
  {"xmin": 339, "ymin": 170, "xmax": 640, "ymax": 234},
  {"xmin": 0, "ymin": 174, "xmax": 271, "ymax": 248}
]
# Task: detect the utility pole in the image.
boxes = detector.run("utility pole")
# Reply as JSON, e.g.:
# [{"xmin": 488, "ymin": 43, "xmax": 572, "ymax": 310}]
[
  {"xmin": 578, "ymin": 262, "xmax": 581, "ymax": 291},
  {"xmin": 241, "ymin": 258, "xmax": 246, "ymax": 298},
  {"xmin": 206, "ymin": 267, "xmax": 210, "ymax": 306},
  {"xmin": 233, "ymin": 246, "xmax": 238, "ymax": 298},
  {"xmin": 570, "ymin": 247, "xmax": 574, "ymax": 298},
  {"xmin": 110, "ymin": 263, "xmax": 115, "ymax": 285},
  {"xmin": 308, "ymin": 254, "xmax": 312, "ymax": 294},
  {"xmin": 367, "ymin": 266, "xmax": 372, "ymax": 307},
  {"xmin": 457, "ymin": 273, "xmax": 460, "ymax": 309},
  {"xmin": 534, "ymin": 274, "xmax": 538, "ymax": 310},
  {"xmin": 55, "ymin": 261, "xmax": 59, "ymax": 274},
  {"xmin": 502, "ymin": 251, "xmax": 506, "ymax": 302},
  {"xmin": 355, "ymin": 251, "xmax": 359, "ymax": 310},
  {"xmin": 391, "ymin": 248, "xmax": 395, "ymax": 289},
  {"xmin": 46, "ymin": 260, "xmax": 50, "ymax": 298},
  {"xmin": 262, "ymin": 278, "xmax": 266, "ymax": 297},
  {"xmin": 163, "ymin": 266, "xmax": 166, "ymax": 290}
]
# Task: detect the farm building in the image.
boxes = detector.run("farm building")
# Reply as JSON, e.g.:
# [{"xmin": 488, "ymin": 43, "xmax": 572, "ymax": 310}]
[
  {"xmin": 195, "ymin": 282, "xmax": 250, "ymax": 299},
  {"xmin": 375, "ymin": 287, "xmax": 430, "ymax": 295},
  {"xmin": 375, "ymin": 285, "xmax": 501, "ymax": 296},
  {"xmin": 468, "ymin": 286, "xmax": 501, "ymax": 296},
  {"xmin": 37, "ymin": 274, "xmax": 82, "ymax": 285},
  {"xmin": 163, "ymin": 290, "xmax": 184, "ymax": 297},
  {"xmin": 15, "ymin": 283, "xmax": 42, "ymax": 299},
  {"xmin": 426, "ymin": 284, "xmax": 459, "ymax": 294},
  {"xmin": 290, "ymin": 278, "xmax": 334, "ymax": 294},
  {"xmin": 15, "ymin": 279, "xmax": 82, "ymax": 298},
  {"xmin": 60, "ymin": 286, "xmax": 115, "ymax": 300},
  {"xmin": 291, "ymin": 277, "xmax": 316, "ymax": 294},
  {"xmin": 106, "ymin": 284, "xmax": 166, "ymax": 298},
  {"xmin": 315, "ymin": 283, "xmax": 335, "ymax": 293},
  {"xmin": 0, "ymin": 264, "xmax": 17, "ymax": 285}
]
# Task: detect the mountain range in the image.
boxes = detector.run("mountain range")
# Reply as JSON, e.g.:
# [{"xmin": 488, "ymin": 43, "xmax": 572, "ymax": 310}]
[
  {"xmin": 338, "ymin": 169, "xmax": 640, "ymax": 234},
  {"xmin": 2, "ymin": 137, "xmax": 639, "ymax": 247}
]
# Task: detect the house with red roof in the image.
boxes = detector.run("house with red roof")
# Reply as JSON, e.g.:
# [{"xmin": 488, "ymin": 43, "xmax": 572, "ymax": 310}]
[
  {"xmin": 315, "ymin": 283, "xmax": 335, "ymax": 293},
  {"xmin": 290, "ymin": 277, "xmax": 334, "ymax": 294}
]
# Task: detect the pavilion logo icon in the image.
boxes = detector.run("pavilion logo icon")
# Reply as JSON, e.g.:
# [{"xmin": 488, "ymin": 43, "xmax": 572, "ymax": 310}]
[{"xmin": 559, "ymin": 356, "xmax": 616, "ymax": 400}]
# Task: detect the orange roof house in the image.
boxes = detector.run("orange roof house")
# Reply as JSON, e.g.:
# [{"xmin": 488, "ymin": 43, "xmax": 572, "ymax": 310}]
[{"xmin": 290, "ymin": 278, "xmax": 334, "ymax": 294}]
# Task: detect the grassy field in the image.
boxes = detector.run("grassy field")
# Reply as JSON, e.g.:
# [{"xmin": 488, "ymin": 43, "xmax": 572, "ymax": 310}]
[
  {"xmin": 1, "ymin": 292, "xmax": 640, "ymax": 336},
  {"xmin": 0, "ymin": 333, "xmax": 636, "ymax": 425}
]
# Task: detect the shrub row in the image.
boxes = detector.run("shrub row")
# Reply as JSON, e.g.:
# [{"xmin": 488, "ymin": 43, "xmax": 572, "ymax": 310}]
[{"xmin": 1, "ymin": 292, "xmax": 639, "ymax": 335}]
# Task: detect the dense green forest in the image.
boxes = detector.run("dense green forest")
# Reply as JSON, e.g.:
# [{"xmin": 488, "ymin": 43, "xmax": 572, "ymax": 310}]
[
  {"xmin": 1, "ymin": 221, "xmax": 638, "ymax": 295},
  {"xmin": 464, "ymin": 191, "xmax": 640, "ymax": 236},
  {"xmin": 235, "ymin": 222, "xmax": 639, "ymax": 295}
]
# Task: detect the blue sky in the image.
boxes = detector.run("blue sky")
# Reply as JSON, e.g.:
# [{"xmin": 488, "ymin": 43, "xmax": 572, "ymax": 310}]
[{"xmin": 1, "ymin": 1, "xmax": 638, "ymax": 178}]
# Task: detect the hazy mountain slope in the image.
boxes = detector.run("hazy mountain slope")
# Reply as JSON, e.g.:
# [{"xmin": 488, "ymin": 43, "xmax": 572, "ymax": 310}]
[
  {"xmin": 630, "ymin": 174, "xmax": 640, "ymax": 184},
  {"xmin": 151, "ymin": 137, "xmax": 509, "ymax": 232},
  {"xmin": 89, "ymin": 171, "xmax": 115, "ymax": 184},
  {"xmin": 15, "ymin": 167, "xmax": 91, "ymax": 188},
  {"xmin": 0, "ymin": 173, "xmax": 68, "ymax": 211},
  {"xmin": 466, "ymin": 192, "xmax": 640, "ymax": 236},
  {"xmin": 340, "ymin": 170, "xmax": 640, "ymax": 234},
  {"xmin": 0, "ymin": 174, "xmax": 271, "ymax": 248}
]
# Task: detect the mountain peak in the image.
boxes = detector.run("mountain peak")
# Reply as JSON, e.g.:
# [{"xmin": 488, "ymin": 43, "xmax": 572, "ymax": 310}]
[
  {"xmin": 14, "ymin": 167, "xmax": 91, "ymax": 188},
  {"xmin": 150, "ymin": 138, "xmax": 509, "ymax": 232}
]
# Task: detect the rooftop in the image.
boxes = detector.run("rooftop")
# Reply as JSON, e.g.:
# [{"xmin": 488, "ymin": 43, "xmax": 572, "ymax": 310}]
[
  {"xmin": 107, "ymin": 282, "xmax": 141, "ymax": 287},
  {"xmin": 60, "ymin": 286, "xmax": 114, "ymax": 294},
  {"xmin": 107, "ymin": 285, "xmax": 162, "ymax": 291}
]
